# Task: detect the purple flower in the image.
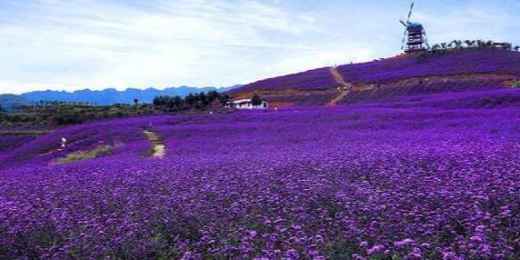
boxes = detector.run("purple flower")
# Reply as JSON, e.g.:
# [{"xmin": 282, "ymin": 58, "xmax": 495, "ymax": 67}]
[{"xmin": 367, "ymin": 244, "xmax": 385, "ymax": 255}]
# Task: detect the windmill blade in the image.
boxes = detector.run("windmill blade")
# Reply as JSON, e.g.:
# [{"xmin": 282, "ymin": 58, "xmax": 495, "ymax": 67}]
[
  {"xmin": 401, "ymin": 29, "xmax": 408, "ymax": 50},
  {"xmin": 399, "ymin": 20, "xmax": 408, "ymax": 27},
  {"xmin": 406, "ymin": 2, "xmax": 414, "ymax": 23}
]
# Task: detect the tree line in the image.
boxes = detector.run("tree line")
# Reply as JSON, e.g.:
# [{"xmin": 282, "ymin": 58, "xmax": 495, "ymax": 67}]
[
  {"xmin": 153, "ymin": 91, "xmax": 230, "ymax": 112},
  {"xmin": 428, "ymin": 39, "xmax": 519, "ymax": 54},
  {"xmin": 0, "ymin": 103, "xmax": 154, "ymax": 126},
  {"xmin": 0, "ymin": 91, "xmax": 232, "ymax": 127}
]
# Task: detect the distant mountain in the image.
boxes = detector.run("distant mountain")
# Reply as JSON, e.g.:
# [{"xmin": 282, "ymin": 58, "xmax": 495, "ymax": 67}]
[
  {"xmin": 0, "ymin": 94, "xmax": 30, "ymax": 112},
  {"xmin": 17, "ymin": 85, "xmax": 240, "ymax": 106}
]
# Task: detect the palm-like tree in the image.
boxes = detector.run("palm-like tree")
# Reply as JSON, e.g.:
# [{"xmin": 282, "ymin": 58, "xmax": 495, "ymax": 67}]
[
  {"xmin": 455, "ymin": 40, "xmax": 463, "ymax": 49},
  {"xmin": 502, "ymin": 43, "xmax": 512, "ymax": 51},
  {"xmin": 476, "ymin": 40, "xmax": 484, "ymax": 48},
  {"xmin": 448, "ymin": 40, "xmax": 456, "ymax": 48}
]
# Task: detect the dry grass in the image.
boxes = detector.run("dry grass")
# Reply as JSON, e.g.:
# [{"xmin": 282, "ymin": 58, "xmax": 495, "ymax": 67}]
[{"xmin": 58, "ymin": 145, "xmax": 112, "ymax": 164}]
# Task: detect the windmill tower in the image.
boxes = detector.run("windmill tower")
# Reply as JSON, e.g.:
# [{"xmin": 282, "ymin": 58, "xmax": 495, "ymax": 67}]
[{"xmin": 400, "ymin": 2, "xmax": 429, "ymax": 53}]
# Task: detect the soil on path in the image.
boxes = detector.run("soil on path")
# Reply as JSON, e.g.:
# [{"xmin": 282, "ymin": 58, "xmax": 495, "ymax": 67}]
[
  {"xmin": 143, "ymin": 130, "xmax": 166, "ymax": 158},
  {"xmin": 328, "ymin": 67, "xmax": 355, "ymax": 106}
]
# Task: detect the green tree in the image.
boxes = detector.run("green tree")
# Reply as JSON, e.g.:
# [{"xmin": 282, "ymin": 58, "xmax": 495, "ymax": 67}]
[{"xmin": 251, "ymin": 94, "xmax": 263, "ymax": 106}]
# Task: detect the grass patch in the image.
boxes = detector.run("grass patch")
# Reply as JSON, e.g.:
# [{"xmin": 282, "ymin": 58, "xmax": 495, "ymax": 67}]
[
  {"xmin": 0, "ymin": 130, "xmax": 53, "ymax": 136},
  {"xmin": 58, "ymin": 145, "xmax": 112, "ymax": 164}
]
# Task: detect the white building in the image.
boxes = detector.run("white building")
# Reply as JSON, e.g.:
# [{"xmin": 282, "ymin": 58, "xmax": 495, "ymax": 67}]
[{"xmin": 227, "ymin": 99, "xmax": 269, "ymax": 109}]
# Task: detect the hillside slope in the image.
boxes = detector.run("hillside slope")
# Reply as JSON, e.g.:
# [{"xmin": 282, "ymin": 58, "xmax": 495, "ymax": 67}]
[
  {"xmin": 230, "ymin": 49, "xmax": 520, "ymax": 107},
  {"xmin": 336, "ymin": 49, "xmax": 520, "ymax": 84},
  {"xmin": 228, "ymin": 67, "xmax": 337, "ymax": 97}
]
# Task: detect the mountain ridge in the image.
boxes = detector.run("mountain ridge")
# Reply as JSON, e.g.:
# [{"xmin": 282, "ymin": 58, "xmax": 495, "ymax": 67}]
[{"xmin": 0, "ymin": 85, "xmax": 240, "ymax": 110}]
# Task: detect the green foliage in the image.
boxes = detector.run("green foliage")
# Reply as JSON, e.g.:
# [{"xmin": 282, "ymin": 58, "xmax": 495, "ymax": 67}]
[
  {"xmin": 153, "ymin": 90, "xmax": 230, "ymax": 112},
  {"xmin": 429, "ymin": 39, "xmax": 515, "ymax": 53},
  {"xmin": 0, "ymin": 102, "xmax": 154, "ymax": 127},
  {"xmin": 58, "ymin": 145, "xmax": 112, "ymax": 164},
  {"xmin": 1, "ymin": 91, "xmax": 230, "ymax": 127},
  {"xmin": 513, "ymin": 81, "xmax": 520, "ymax": 88},
  {"xmin": 251, "ymin": 93, "xmax": 263, "ymax": 106},
  {"xmin": 0, "ymin": 130, "xmax": 52, "ymax": 136}
]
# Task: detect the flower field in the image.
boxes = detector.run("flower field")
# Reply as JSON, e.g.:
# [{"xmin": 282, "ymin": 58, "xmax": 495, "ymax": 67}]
[
  {"xmin": 0, "ymin": 135, "xmax": 37, "ymax": 153},
  {"xmin": 264, "ymin": 91, "xmax": 339, "ymax": 107},
  {"xmin": 336, "ymin": 49, "xmax": 520, "ymax": 84},
  {"xmin": 1, "ymin": 97, "xmax": 520, "ymax": 259},
  {"xmin": 231, "ymin": 49, "xmax": 520, "ymax": 97},
  {"xmin": 229, "ymin": 67, "xmax": 338, "ymax": 95},
  {"xmin": 337, "ymin": 79, "xmax": 510, "ymax": 106}
]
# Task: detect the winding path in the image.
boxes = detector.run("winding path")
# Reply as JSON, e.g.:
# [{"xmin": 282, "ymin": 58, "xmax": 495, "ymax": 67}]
[
  {"xmin": 328, "ymin": 67, "xmax": 355, "ymax": 107},
  {"xmin": 330, "ymin": 67, "xmax": 354, "ymax": 91},
  {"xmin": 327, "ymin": 91, "xmax": 349, "ymax": 107},
  {"xmin": 143, "ymin": 130, "xmax": 166, "ymax": 158}
]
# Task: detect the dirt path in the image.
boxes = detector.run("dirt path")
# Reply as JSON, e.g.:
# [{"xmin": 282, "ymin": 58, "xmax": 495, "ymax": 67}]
[
  {"xmin": 327, "ymin": 91, "xmax": 349, "ymax": 107},
  {"xmin": 328, "ymin": 67, "xmax": 355, "ymax": 106},
  {"xmin": 143, "ymin": 130, "xmax": 166, "ymax": 158},
  {"xmin": 330, "ymin": 67, "xmax": 354, "ymax": 91}
]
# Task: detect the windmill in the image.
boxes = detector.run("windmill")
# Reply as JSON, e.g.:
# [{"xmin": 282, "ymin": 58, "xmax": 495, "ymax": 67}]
[{"xmin": 400, "ymin": 2, "xmax": 429, "ymax": 53}]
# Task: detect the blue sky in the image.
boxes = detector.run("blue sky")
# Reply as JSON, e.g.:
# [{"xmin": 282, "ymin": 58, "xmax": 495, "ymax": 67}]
[{"xmin": 0, "ymin": 0, "xmax": 518, "ymax": 94}]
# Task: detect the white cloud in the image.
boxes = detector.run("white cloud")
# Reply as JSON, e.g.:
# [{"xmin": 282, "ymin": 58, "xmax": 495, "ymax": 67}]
[{"xmin": 0, "ymin": 0, "xmax": 518, "ymax": 94}]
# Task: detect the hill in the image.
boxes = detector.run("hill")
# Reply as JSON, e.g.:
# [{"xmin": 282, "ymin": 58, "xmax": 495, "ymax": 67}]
[{"xmin": 230, "ymin": 49, "xmax": 520, "ymax": 107}]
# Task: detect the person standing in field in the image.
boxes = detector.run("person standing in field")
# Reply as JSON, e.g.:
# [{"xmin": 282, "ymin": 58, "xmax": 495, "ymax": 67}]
[{"xmin": 61, "ymin": 137, "xmax": 67, "ymax": 149}]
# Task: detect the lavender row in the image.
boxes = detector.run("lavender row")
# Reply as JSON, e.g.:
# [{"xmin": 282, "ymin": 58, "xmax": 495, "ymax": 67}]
[
  {"xmin": 0, "ymin": 135, "xmax": 38, "ymax": 153},
  {"xmin": 338, "ymin": 79, "xmax": 508, "ymax": 105},
  {"xmin": 266, "ymin": 92, "xmax": 338, "ymax": 106}
]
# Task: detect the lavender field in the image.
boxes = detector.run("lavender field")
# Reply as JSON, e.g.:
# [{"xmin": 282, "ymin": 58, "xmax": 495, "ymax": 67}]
[
  {"xmin": 3, "ymin": 0, "xmax": 520, "ymax": 259},
  {"xmin": 336, "ymin": 49, "xmax": 520, "ymax": 85},
  {"xmin": 1, "ymin": 92, "xmax": 520, "ymax": 260},
  {"xmin": 232, "ymin": 49, "xmax": 520, "ymax": 96}
]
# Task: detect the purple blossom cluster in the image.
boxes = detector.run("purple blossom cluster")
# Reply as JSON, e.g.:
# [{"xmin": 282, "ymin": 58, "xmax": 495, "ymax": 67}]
[
  {"xmin": 1, "ymin": 103, "xmax": 520, "ymax": 259},
  {"xmin": 337, "ymin": 49, "xmax": 520, "ymax": 84}
]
